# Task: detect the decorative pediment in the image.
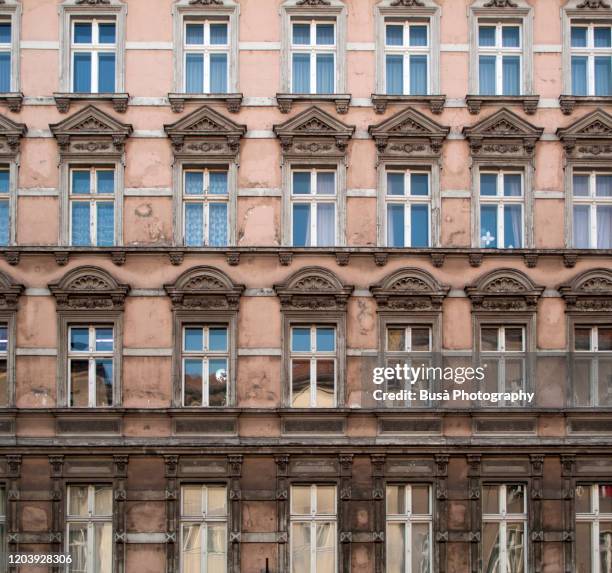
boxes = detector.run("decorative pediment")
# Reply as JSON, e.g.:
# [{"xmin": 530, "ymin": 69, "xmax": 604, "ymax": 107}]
[
  {"xmin": 164, "ymin": 267, "xmax": 245, "ymax": 311},
  {"xmin": 575, "ymin": 0, "xmax": 611, "ymax": 9},
  {"xmin": 273, "ymin": 107, "xmax": 355, "ymax": 156},
  {"xmin": 164, "ymin": 106, "xmax": 246, "ymax": 157},
  {"xmin": 463, "ymin": 108, "xmax": 543, "ymax": 157},
  {"xmin": 368, "ymin": 108, "xmax": 450, "ymax": 157},
  {"xmin": 0, "ymin": 270, "xmax": 24, "ymax": 311},
  {"xmin": 50, "ymin": 105, "xmax": 133, "ymax": 156},
  {"xmin": 370, "ymin": 269, "xmax": 450, "ymax": 311},
  {"xmin": 556, "ymin": 110, "xmax": 612, "ymax": 157},
  {"xmin": 465, "ymin": 269, "xmax": 544, "ymax": 311},
  {"xmin": 49, "ymin": 266, "xmax": 130, "ymax": 311},
  {"xmin": 471, "ymin": 0, "xmax": 531, "ymax": 10},
  {"xmin": 296, "ymin": 0, "xmax": 331, "ymax": 4},
  {"xmin": 274, "ymin": 267, "xmax": 354, "ymax": 310},
  {"xmin": 559, "ymin": 269, "xmax": 612, "ymax": 312},
  {"xmin": 0, "ymin": 112, "xmax": 27, "ymax": 157},
  {"xmin": 188, "ymin": 0, "xmax": 224, "ymax": 5}
]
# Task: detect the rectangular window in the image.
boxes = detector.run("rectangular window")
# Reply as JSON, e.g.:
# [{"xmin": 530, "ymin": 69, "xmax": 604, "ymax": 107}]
[
  {"xmin": 183, "ymin": 169, "xmax": 229, "ymax": 247},
  {"xmin": 182, "ymin": 325, "xmax": 229, "ymax": 407},
  {"xmin": 572, "ymin": 172, "xmax": 612, "ymax": 249},
  {"xmin": 386, "ymin": 484, "xmax": 432, "ymax": 573},
  {"xmin": 0, "ymin": 322, "xmax": 7, "ymax": 407},
  {"xmin": 482, "ymin": 484, "xmax": 527, "ymax": 573},
  {"xmin": 291, "ymin": 20, "xmax": 336, "ymax": 94},
  {"xmin": 290, "ymin": 325, "xmax": 336, "ymax": 408},
  {"xmin": 291, "ymin": 169, "xmax": 337, "ymax": 247},
  {"xmin": 180, "ymin": 485, "xmax": 228, "ymax": 573},
  {"xmin": 70, "ymin": 167, "xmax": 116, "ymax": 247},
  {"xmin": 290, "ymin": 485, "xmax": 336, "ymax": 573},
  {"xmin": 0, "ymin": 168, "xmax": 9, "ymax": 246},
  {"xmin": 0, "ymin": 486, "xmax": 5, "ymax": 569},
  {"xmin": 386, "ymin": 170, "xmax": 431, "ymax": 247},
  {"xmin": 479, "ymin": 171, "xmax": 524, "ymax": 249},
  {"xmin": 68, "ymin": 325, "xmax": 114, "ymax": 408},
  {"xmin": 0, "ymin": 20, "xmax": 11, "ymax": 92},
  {"xmin": 480, "ymin": 326, "xmax": 526, "ymax": 407},
  {"xmin": 184, "ymin": 19, "xmax": 229, "ymax": 94},
  {"xmin": 478, "ymin": 23, "xmax": 522, "ymax": 96},
  {"xmin": 66, "ymin": 485, "xmax": 113, "ymax": 573},
  {"xmin": 71, "ymin": 19, "xmax": 117, "ymax": 93},
  {"xmin": 384, "ymin": 21, "xmax": 430, "ymax": 95},
  {"xmin": 572, "ymin": 325, "xmax": 612, "ymax": 407},
  {"xmin": 571, "ymin": 24, "xmax": 612, "ymax": 96},
  {"xmin": 576, "ymin": 484, "xmax": 612, "ymax": 573}
]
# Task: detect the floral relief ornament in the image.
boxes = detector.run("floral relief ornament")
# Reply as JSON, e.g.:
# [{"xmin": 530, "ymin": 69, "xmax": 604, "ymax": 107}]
[{"xmin": 577, "ymin": 1, "xmax": 611, "ymax": 8}]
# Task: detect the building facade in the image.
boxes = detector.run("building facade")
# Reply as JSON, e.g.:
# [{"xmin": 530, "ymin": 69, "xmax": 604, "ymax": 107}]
[{"xmin": 0, "ymin": 0, "xmax": 610, "ymax": 572}]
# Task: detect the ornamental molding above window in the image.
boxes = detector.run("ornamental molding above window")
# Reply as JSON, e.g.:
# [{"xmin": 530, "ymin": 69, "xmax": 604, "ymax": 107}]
[
  {"xmin": 49, "ymin": 266, "xmax": 130, "ymax": 310},
  {"xmin": 465, "ymin": 268, "xmax": 544, "ymax": 311},
  {"xmin": 49, "ymin": 105, "xmax": 133, "ymax": 157},
  {"xmin": 558, "ymin": 268, "xmax": 612, "ymax": 312},
  {"xmin": 164, "ymin": 266, "xmax": 245, "ymax": 311},
  {"xmin": 273, "ymin": 106, "xmax": 355, "ymax": 158},
  {"xmin": 370, "ymin": 268, "xmax": 450, "ymax": 311},
  {"xmin": 63, "ymin": 0, "xmax": 124, "ymax": 8},
  {"xmin": 164, "ymin": 105, "xmax": 246, "ymax": 158},
  {"xmin": 0, "ymin": 113, "xmax": 26, "ymax": 157},
  {"xmin": 274, "ymin": 267, "xmax": 354, "ymax": 311},
  {"xmin": 566, "ymin": 0, "xmax": 611, "ymax": 10},
  {"xmin": 556, "ymin": 109, "xmax": 612, "ymax": 157},
  {"xmin": 0, "ymin": 270, "xmax": 23, "ymax": 310},
  {"xmin": 368, "ymin": 108, "xmax": 450, "ymax": 157},
  {"xmin": 462, "ymin": 108, "xmax": 543, "ymax": 158},
  {"xmin": 471, "ymin": 0, "xmax": 531, "ymax": 13}
]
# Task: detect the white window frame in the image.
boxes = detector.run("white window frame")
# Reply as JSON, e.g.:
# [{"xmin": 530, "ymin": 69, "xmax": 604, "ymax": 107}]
[
  {"xmin": 0, "ymin": 167, "xmax": 10, "ymax": 246},
  {"xmin": 570, "ymin": 23, "xmax": 612, "ymax": 96},
  {"xmin": 482, "ymin": 484, "xmax": 528, "ymax": 573},
  {"xmin": 67, "ymin": 325, "xmax": 114, "ymax": 408},
  {"xmin": 385, "ymin": 484, "xmax": 433, "ymax": 573},
  {"xmin": 290, "ymin": 19, "xmax": 337, "ymax": 95},
  {"xmin": 572, "ymin": 171, "xmax": 612, "ymax": 249},
  {"xmin": 0, "ymin": 17, "xmax": 12, "ymax": 92},
  {"xmin": 289, "ymin": 484, "xmax": 337, "ymax": 573},
  {"xmin": 478, "ymin": 170, "xmax": 524, "ymax": 249},
  {"xmin": 291, "ymin": 169, "xmax": 338, "ymax": 248},
  {"xmin": 477, "ymin": 22, "xmax": 523, "ymax": 96},
  {"xmin": 575, "ymin": 484, "xmax": 612, "ymax": 573},
  {"xmin": 385, "ymin": 169, "xmax": 431, "ymax": 248},
  {"xmin": 290, "ymin": 325, "xmax": 337, "ymax": 408},
  {"xmin": 181, "ymin": 324, "xmax": 230, "ymax": 408},
  {"xmin": 573, "ymin": 325, "xmax": 612, "ymax": 407}
]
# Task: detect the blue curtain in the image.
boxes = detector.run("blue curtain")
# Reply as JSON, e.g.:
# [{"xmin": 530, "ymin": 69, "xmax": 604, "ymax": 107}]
[
  {"xmin": 292, "ymin": 203, "xmax": 310, "ymax": 246},
  {"xmin": 502, "ymin": 56, "xmax": 520, "ymax": 95},
  {"xmin": 96, "ymin": 202, "xmax": 114, "ymax": 246},
  {"xmin": 410, "ymin": 55, "xmax": 427, "ymax": 95},
  {"xmin": 293, "ymin": 24, "xmax": 310, "ymax": 45},
  {"xmin": 210, "ymin": 53, "xmax": 228, "ymax": 93},
  {"xmin": 185, "ymin": 203, "xmax": 203, "ymax": 246},
  {"xmin": 98, "ymin": 53, "xmax": 115, "ymax": 92},
  {"xmin": 595, "ymin": 27, "xmax": 611, "ymax": 48},
  {"xmin": 210, "ymin": 23, "xmax": 228, "ymax": 45},
  {"xmin": 386, "ymin": 25, "xmax": 403, "ymax": 46},
  {"xmin": 316, "ymin": 24, "xmax": 334, "ymax": 45},
  {"xmin": 502, "ymin": 26, "xmax": 520, "ymax": 48},
  {"xmin": 409, "ymin": 25, "xmax": 427, "ymax": 47},
  {"xmin": 480, "ymin": 205, "xmax": 498, "ymax": 248},
  {"xmin": 572, "ymin": 56, "xmax": 588, "ymax": 96},
  {"xmin": 186, "ymin": 24, "xmax": 204, "ymax": 45},
  {"xmin": 316, "ymin": 203, "xmax": 335, "ymax": 246},
  {"xmin": 0, "ymin": 23, "xmax": 11, "ymax": 44},
  {"xmin": 293, "ymin": 172, "xmax": 311, "ymax": 194},
  {"xmin": 479, "ymin": 26, "xmax": 496, "ymax": 47},
  {"xmin": 387, "ymin": 173, "xmax": 404, "ymax": 196},
  {"xmin": 316, "ymin": 54, "xmax": 334, "ymax": 94},
  {"xmin": 571, "ymin": 27, "xmax": 587, "ymax": 48},
  {"xmin": 209, "ymin": 203, "xmax": 227, "ymax": 246},
  {"xmin": 0, "ymin": 171, "xmax": 8, "ymax": 194},
  {"xmin": 479, "ymin": 56, "xmax": 496, "ymax": 95},
  {"xmin": 386, "ymin": 55, "xmax": 403, "ymax": 95},
  {"xmin": 0, "ymin": 200, "xmax": 8, "ymax": 246},
  {"xmin": 503, "ymin": 205, "xmax": 522, "ymax": 248},
  {"xmin": 72, "ymin": 171, "xmax": 91, "ymax": 194},
  {"xmin": 573, "ymin": 174, "xmax": 589, "ymax": 197},
  {"xmin": 99, "ymin": 23, "xmax": 116, "ymax": 44},
  {"xmin": 480, "ymin": 173, "xmax": 497, "ymax": 196},
  {"xmin": 292, "ymin": 53, "xmax": 310, "ymax": 93},
  {"xmin": 0, "ymin": 53, "xmax": 10, "ymax": 92},
  {"xmin": 387, "ymin": 204, "xmax": 404, "ymax": 247},
  {"xmin": 411, "ymin": 204, "xmax": 429, "ymax": 247},
  {"xmin": 97, "ymin": 171, "xmax": 114, "ymax": 195},
  {"xmin": 186, "ymin": 53, "xmax": 204, "ymax": 93},
  {"xmin": 72, "ymin": 202, "xmax": 91, "ymax": 246},
  {"xmin": 595, "ymin": 56, "xmax": 611, "ymax": 96},
  {"xmin": 185, "ymin": 172, "xmax": 203, "ymax": 195},
  {"xmin": 73, "ymin": 53, "xmax": 92, "ymax": 93},
  {"xmin": 411, "ymin": 174, "xmax": 429, "ymax": 196},
  {"xmin": 504, "ymin": 174, "xmax": 522, "ymax": 197},
  {"xmin": 74, "ymin": 23, "xmax": 92, "ymax": 44},
  {"xmin": 210, "ymin": 172, "xmax": 228, "ymax": 195},
  {"xmin": 573, "ymin": 206, "xmax": 590, "ymax": 248}
]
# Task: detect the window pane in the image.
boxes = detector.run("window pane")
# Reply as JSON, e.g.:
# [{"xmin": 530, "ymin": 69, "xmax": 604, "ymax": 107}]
[
  {"xmin": 506, "ymin": 523, "xmax": 525, "ymax": 573},
  {"xmin": 412, "ymin": 485, "xmax": 430, "ymax": 514},
  {"xmin": 291, "ymin": 523, "xmax": 311, "ymax": 573},
  {"xmin": 504, "ymin": 174, "xmax": 522, "ymax": 197},
  {"xmin": 292, "ymin": 359, "xmax": 310, "ymax": 407},
  {"xmin": 292, "ymin": 328, "xmax": 311, "ymax": 352},
  {"xmin": 210, "ymin": 23, "xmax": 228, "ymax": 45},
  {"xmin": 0, "ymin": 200, "xmax": 8, "ymax": 246},
  {"xmin": 185, "ymin": 23, "xmax": 204, "ymax": 45},
  {"xmin": 97, "ymin": 171, "xmax": 114, "ymax": 195},
  {"xmin": 316, "ymin": 24, "xmax": 334, "ymax": 45},
  {"xmin": 96, "ymin": 202, "xmax": 114, "ymax": 247},
  {"xmin": 69, "ymin": 523, "xmax": 89, "ymax": 573},
  {"xmin": 598, "ymin": 360, "xmax": 612, "ymax": 406},
  {"xmin": 70, "ymin": 328, "xmax": 89, "ymax": 352},
  {"xmin": 69, "ymin": 486, "xmax": 89, "ymax": 516},
  {"xmin": 186, "ymin": 53, "xmax": 204, "ymax": 93},
  {"xmin": 181, "ymin": 524, "xmax": 201, "ymax": 573},
  {"xmin": 208, "ymin": 358, "xmax": 227, "ymax": 407},
  {"xmin": 209, "ymin": 203, "xmax": 228, "ymax": 246},
  {"xmin": 387, "ymin": 328, "xmax": 406, "ymax": 352},
  {"xmin": 182, "ymin": 486, "xmax": 202, "ymax": 516},
  {"xmin": 0, "ymin": 171, "xmax": 7, "ymax": 196},
  {"xmin": 98, "ymin": 53, "xmax": 116, "ymax": 92},
  {"xmin": 502, "ymin": 26, "xmax": 520, "ymax": 48},
  {"xmin": 502, "ymin": 56, "xmax": 520, "ymax": 95},
  {"xmin": 94, "ymin": 526, "xmax": 114, "ymax": 573},
  {"xmin": 387, "ymin": 173, "xmax": 405, "ymax": 196},
  {"xmin": 481, "ymin": 173, "xmax": 498, "ymax": 196},
  {"xmin": 209, "ymin": 327, "xmax": 228, "ymax": 352},
  {"xmin": 0, "ymin": 52, "xmax": 10, "ymax": 92},
  {"xmin": 293, "ymin": 23, "xmax": 310, "ymax": 45},
  {"xmin": 95, "ymin": 328, "xmax": 113, "ymax": 352},
  {"xmin": 70, "ymin": 360, "xmax": 89, "ymax": 407},
  {"xmin": 210, "ymin": 53, "xmax": 228, "ymax": 93},
  {"xmin": 74, "ymin": 52, "xmax": 92, "ymax": 93},
  {"xmin": 73, "ymin": 171, "xmax": 91, "ymax": 195},
  {"xmin": 504, "ymin": 204, "xmax": 522, "ymax": 248},
  {"xmin": 386, "ymin": 485, "xmax": 405, "ymax": 515},
  {"xmin": 411, "ymin": 173, "xmax": 429, "ymax": 196},
  {"xmin": 387, "ymin": 204, "xmax": 405, "ymax": 247},
  {"xmin": 74, "ymin": 23, "xmax": 92, "ymax": 44},
  {"xmin": 184, "ymin": 359, "xmax": 203, "ymax": 407},
  {"xmin": 412, "ymin": 523, "xmax": 431, "ymax": 573},
  {"xmin": 571, "ymin": 26, "xmax": 588, "ymax": 48},
  {"xmin": 574, "ymin": 205, "xmax": 590, "ymax": 248},
  {"xmin": 572, "ymin": 56, "xmax": 588, "ymax": 96},
  {"xmin": 95, "ymin": 359, "xmax": 113, "ymax": 406},
  {"xmin": 316, "ymin": 53, "xmax": 334, "ymax": 94},
  {"xmin": 599, "ymin": 484, "xmax": 612, "ymax": 514},
  {"xmin": 291, "ymin": 486, "xmax": 311, "ymax": 514},
  {"xmin": 506, "ymin": 485, "xmax": 525, "ymax": 514},
  {"xmin": 185, "ymin": 203, "xmax": 203, "ymax": 247},
  {"xmin": 316, "ymin": 203, "xmax": 335, "ymax": 246},
  {"xmin": 72, "ymin": 202, "xmax": 91, "ymax": 246},
  {"xmin": 409, "ymin": 54, "xmax": 428, "ymax": 95},
  {"xmin": 575, "ymin": 328, "xmax": 592, "ymax": 351},
  {"xmin": 573, "ymin": 174, "xmax": 590, "ymax": 197},
  {"xmin": 480, "ymin": 205, "xmax": 498, "ymax": 248},
  {"xmin": 480, "ymin": 55, "xmax": 496, "ymax": 95},
  {"xmin": 479, "ymin": 26, "xmax": 496, "ymax": 47},
  {"xmin": 410, "ymin": 25, "xmax": 428, "ymax": 47},
  {"xmin": 0, "ymin": 325, "xmax": 6, "ymax": 352},
  {"xmin": 316, "ymin": 328, "xmax": 335, "ymax": 352},
  {"xmin": 576, "ymin": 522, "xmax": 592, "ymax": 573},
  {"xmin": 209, "ymin": 172, "xmax": 228, "ymax": 195},
  {"xmin": 317, "ymin": 486, "xmax": 335, "ymax": 514},
  {"xmin": 208, "ymin": 486, "xmax": 227, "ymax": 516},
  {"xmin": 596, "ymin": 175, "xmax": 612, "ymax": 197},
  {"xmin": 207, "ymin": 524, "xmax": 227, "ymax": 573},
  {"xmin": 293, "ymin": 172, "xmax": 311, "ymax": 195},
  {"xmin": 292, "ymin": 203, "xmax": 310, "ymax": 246},
  {"xmin": 316, "ymin": 360, "xmax": 335, "ymax": 407},
  {"xmin": 185, "ymin": 328, "xmax": 203, "ymax": 352},
  {"xmin": 595, "ymin": 27, "xmax": 612, "ymax": 48},
  {"xmin": 597, "ymin": 205, "xmax": 612, "ymax": 249},
  {"xmin": 98, "ymin": 23, "xmax": 116, "ymax": 45},
  {"xmin": 316, "ymin": 523, "xmax": 335, "ymax": 573},
  {"xmin": 0, "ymin": 23, "xmax": 11, "ymax": 44},
  {"xmin": 505, "ymin": 328, "xmax": 524, "ymax": 352},
  {"xmin": 185, "ymin": 172, "xmax": 204, "ymax": 195},
  {"xmin": 292, "ymin": 53, "xmax": 310, "ymax": 93},
  {"xmin": 482, "ymin": 523, "xmax": 501, "ymax": 573},
  {"xmin": 482, "ymin": 486, "xmax": 499, "ymax": 514},
  {"xmin": 412, "ymin": 328, "xmax": 430, "ymax": 352},
  {"xmin": 94, "ymin": 486, "xmax": 113, "ymax": 516},
  {"xmin": 386, "ymin": 25, "xmax": 404, "ymax": 46},
  {"xmin": 386, "ymin": 54, "xmax": 403, "ymax": 95},
  {"xmin": 387, "ymin": 523, "xmax": 406, "ymax": 573},
  {"xmin": 411, "ymin": 204, "xmax": 429, "ymax": 247},
  {"xmin": 481, "ymin": 328, "xmax": 499, "ymax": 352},
  {"xmin": 316, "ymin": 172, "xmax": 335, "ymax": 195},
  {"xmin": 575, "ymin": 485, "xmax": 592, "ymax": 513},
  {"xmin": 595, "ymin": 56, "xmax": 611, "ymax": 96},
  {"xmin": 600, "ymin": 328, "xmax": 612, "ymax": 351}
]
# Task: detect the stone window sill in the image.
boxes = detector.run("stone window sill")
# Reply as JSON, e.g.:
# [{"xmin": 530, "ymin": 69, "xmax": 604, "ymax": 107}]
[
  {"xmin": 0, "ymin": 92, "xmax": 24, "ymax": 113},
  {"xmin": 276, "ymin": 93, "xmax": 351, "ymax": 114},
  {"xmin": 168, "ymin": 93, "xmax": 243, "ymax": 114},
  {"xmin": 371, "ymin": 94, "xmax": 446, "ymax": 115},
  {"xmin": 465, "ymin": 95, "xmax": 540, "ymax": 115},
  {"xmin": 559, "ymin": 95, "xmax": 612, "ymax": 116},
  {"xmin": 53, "ymin": 92, "xmax": 130, "ymax": 114}
]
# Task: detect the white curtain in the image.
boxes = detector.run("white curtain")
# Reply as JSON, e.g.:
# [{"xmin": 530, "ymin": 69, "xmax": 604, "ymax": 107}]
[
  {"xmin": 479, "ymin": 56, "xmax": 496, "ymax": 95},
  {"xmin": 316, "ymin": 172, "xmax": 335, "ymax": 195},
  {"xmin": 595, "ymin": 56, "xmax": 611, "ymax": 96},
  {"xmin": 503, "ymin": 56, "xmax": 520, "ymax": 95},
  {"xmin": 573, "ymin": 205, "xmax": 590, "ymax": 248},
  {"xmin": 317, "ymin": 203, "xmax": 335, "ymax": 246},
  {"xmin": 572, "ymin": 56, "xmax": 588, "ymax": 95},
  {"xmin": 292, "ymin": 53, "xmax": 310, "ymax": 93},
  {"xmin": 597, "ymin": 205, "xmax": 612, "ymax": 249},
  {"xmin": 504, "ymin": 205, "xmax": 522, "ymax": 248}
]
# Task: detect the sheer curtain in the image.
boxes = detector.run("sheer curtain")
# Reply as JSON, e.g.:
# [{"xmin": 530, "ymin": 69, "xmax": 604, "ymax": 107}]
[
  {"xmin": 504, "ymin": 205, "xmax": 522, "ymax": 248},
  {"xmin": 573, "ymin": 206, "xmax": 590, "ymax": 248},
  {"xmin": 410, "ymin": 55, "xmax": 427, "ymax": 95},
  {"xmin": 96, "ymin": 202, "xmax": 115, "ymax": 247},
  {"xmin": 480, "ymin": 205, "xmax": 498, "ymax": 248},
  {"xmin": 597, "ymin": 206, "xmax": 612, "ymax": 249},
  {"xmin": 502, "ymin": 56, "xmax": 520, "ymax": 95},
  {"xmin": 316, "ymin": 172, "xmax": 335, "ymax": 195},
  {"xmin": 72, "ymin": 203, "xmax": 91, "ymax": 246},
  {"xmin": 387, "ymin": 204, "xmax": 404, "ymax": 247},
  {"xmin": 0, "ymin": 52, "xmax": 10, "ymax": 92},
  {"xmin": 317, "ymin": 203, "xmax": 335, "ymax": 246},
  {"xmin": 0, "ymin": 200, "xmax": 8, "ymax": 246},
  {"xmin": 386, "ymin": 55, "xmax": 403, "ymax": 95},
  {"xmin": 74, "ymin": 53, "xmax": 92, "ymax": 93},
  {"xmin": 209, "ymin": 203, "xmax": 228, "ymax": 246},
  {"xmin": 572, "ymin": 56, "xmax": 588, "ymax": 95},
  {"xmin": 185, "ymin": 203, "xmax": 203, "ymax": 246},
  {"xmin": 293, "ymin": 203, "xmax": 310, "ymax": 246},
  {"xmin": 186, "ymin": 53, "xmax": 204, "ymax": 94},
  {"xmin": 98, "ymin": 53, "xmax": 116, "ymax": 93},
  {"xmin": 597, "ymin": 175, "xmax": 612, "ymax": 198},
  {"xmin": 210, "ymin": 53, "xmax": 228, "ymax": 93},
  {"xmin": 479, "ymin": 56, "xmax": 496, "ymax": 95},
  {"xmin": 595, "ymin": 56, "xmax": 611, "ymax": 96},
  {"xmin": 411, "ymin": 204, "xmax": 429, "ymax": 247},
  {"xmin": 292, "ymin": 53, "xmax": 310, "ymax": 93},
  {"xmin": 316, "ymin": 54, "xmax": 334, "ymax": 94},
  {"xmin": 185, "ymin": 171, "xmax": 203, "ymax": 195},
  {"xmin": 210, "ymin": 172, "xmax": 228, "ymax": 195}
]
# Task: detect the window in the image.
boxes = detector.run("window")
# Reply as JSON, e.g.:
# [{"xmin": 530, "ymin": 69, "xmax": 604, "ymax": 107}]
[
  {"xmin": 572, "ymin": 325, "xmax": 612, "ymax": 407},
  {"xmin": 571, "ymin": 24, "xmax": 611, "ymax": 97},
  {"xmin": 180, "ymin": 485, "xmax": 228, "ymax": 573},
  {"xmin": 482, "ymin": 484, "xmax": 527, "ymax": 573},
  {"xmin": 70, "ymin": 167, "xmax": 115, "ymax": 247},
  {"xmin": 386, "ymin": 170, "xmax": 430, "ymax": 247},
  {"xmin": 386, "ymin": 485, "xmax": 432, "ymax": 573},
  {"xmin": 478, "ymin": 23, "xmax": 522, "ymax": 96},
  {"xmin": 290, "ymin": 485, "xmax": 336, "ymax": 573},
  {"xmin": 68, "ymin": 325, "xmax": 114, "ymax": 408},
  {"xmin": 385, "ymin": 21, "xmax": 429, "ymax": 95},
  {"xmin": 576, "ymin": 484, "xmax": 612, "ymax": 573},
  {"xmin": 0, "ymin": 169, "xmax": 8, "ymax": 246},
  {"xmin": 0, "ymin": 20, "xmax": 11, "ymax": 92},
  {"xmin": 182, "ymin": 325, "xmax": 229, "ymax": 407},
  {"xmin": 292, "ymin": 169, "xmax": 336, "ymax": 247},
  {"xmin": 572, "ymin": 172, "xmax": 612, "ymax": 249},
  {"xmin": 184, "ymin": 19, "xmax": 229, "ymax": 94},
  {"xmin": 0, "ymin": 323, "xmax": 7, "ymax": 406},
  {"xmin": 291, "ymin": 20, "xmax": 336, "ymax": 94},
  {"xmin": 183, "ymin": 169, "xmax": 229, "ymax": 247},
  {"xmin": 66, "ymin": 485, "xmax": 113, "ymax": 573},
  {"xmin": 71, "ymin": 18, "xmax": 117, "ymax": 93},
  {"xmin": 290, "ymin": 325, "xmax": 336, "ymax": 408},
  {"xmin": 0, "ymin": 486, "xmax": 5, "ymax": 569},
  {"xmin": 480, "ymin": 326, "xmax": 526, "ymax": 406},
  {"xmin": 479, "ymin": 171, "xmax": 523, "ymax": 249}
]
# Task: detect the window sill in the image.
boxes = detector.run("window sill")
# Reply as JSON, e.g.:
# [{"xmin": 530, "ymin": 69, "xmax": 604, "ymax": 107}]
[
  {"xmin": 371, "ymin": 94, "xmax": 446, "ymax": 115},
  {"xmin": 465, "ymin": 95, "xmax": 540, "ymax": 116},
  {"xmin": 559, "ymin": 95, "xmax": 612, "ymax": 116},
  {"xmin": 276, "ymin": 93, "xmax": 352, "ymax": 114},
  {"xmin": 168, "ymin": 93, "xmax": 243, "ymax": 114},
  {"xmin": 53, "ymin": 92, "xmax": 130, "ymax": 114},
  {"xmin": 0, "ymin": 92, "xmax": 24, "ymax": 113}
]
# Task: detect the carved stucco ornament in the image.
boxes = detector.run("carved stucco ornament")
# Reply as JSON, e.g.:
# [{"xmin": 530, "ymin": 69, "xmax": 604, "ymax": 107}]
[
  {"xmin": 370, "ymin": 268, "xmax": 450, "ymax": 311},
  {"xmin": 556, "ymin": 109, "xmax": 612, "ymax": 156},
  {"xmin": 465, "ymin": 269, "xmax": 544, "ymax": 311},
  {"xmin": 0, "ymin": 112, "xmax": 26, "ymax": 157},
  {"xmin": 274, "ymin": 267, "xmax": 354, "ymax": 310},
  {"xmin": 577, "ymin": 0, "xmax": 611, "ymax": 8},
  {"xmin": 559, "ymin": 269, "xmax": 612, "ymax": 312},
  {"xmin": 483, "ymin": 0, "xmax": 518, "ymax": 7},
  {"xmin": 0, "ymin": 270, "xmax": 24, "ymax": 310}
]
